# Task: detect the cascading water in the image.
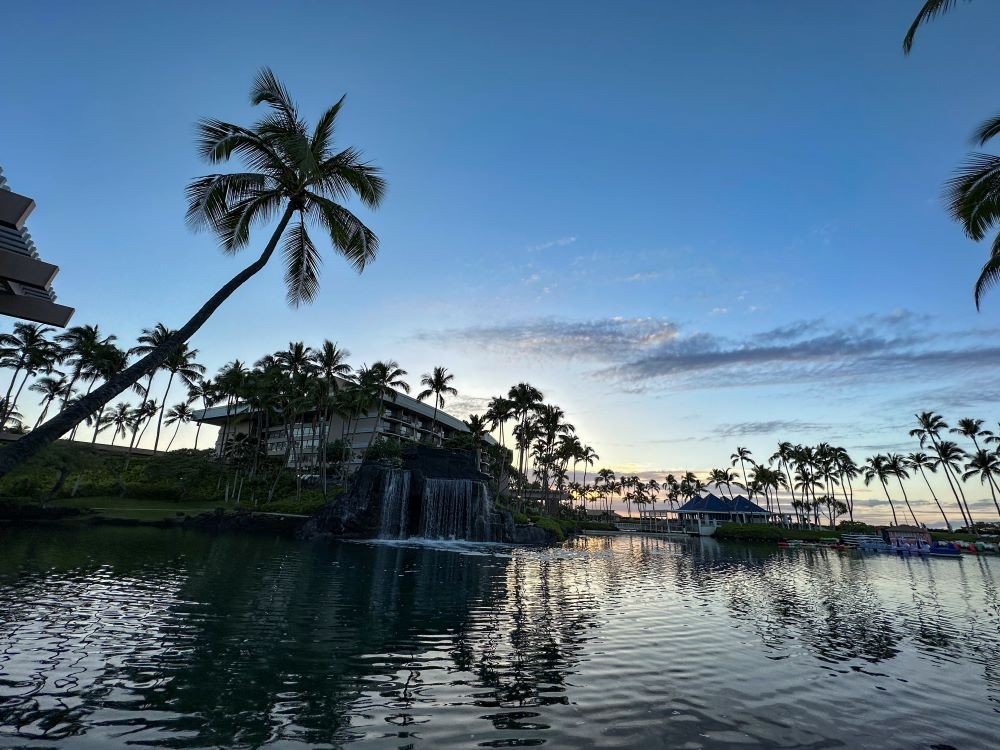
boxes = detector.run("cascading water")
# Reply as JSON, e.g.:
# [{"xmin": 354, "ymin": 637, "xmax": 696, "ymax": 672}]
[
  {"xmin": 419, "ymin": 478, "xmax": 494, "ymax": 541},
  {"xmin": 377, "ymin": 470, "xmax": 412, "ymax": 539}
]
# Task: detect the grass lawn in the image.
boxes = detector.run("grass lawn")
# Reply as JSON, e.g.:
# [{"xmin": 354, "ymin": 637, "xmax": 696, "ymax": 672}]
[{"xmin": 53, "ymin": 496, "xmax": 223, "ymax": 522}]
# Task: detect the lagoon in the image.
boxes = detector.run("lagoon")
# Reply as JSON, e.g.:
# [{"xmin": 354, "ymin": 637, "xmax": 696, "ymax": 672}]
[{"xmin": 0, "ymin": 526, "xmax": 998, "ymax": 748}]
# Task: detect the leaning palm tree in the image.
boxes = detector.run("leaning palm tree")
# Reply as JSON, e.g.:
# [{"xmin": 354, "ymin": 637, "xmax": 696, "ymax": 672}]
[
  {"xmin": 863, "ymin": 454, "xmax": 900, "ymax": 527},
  {"xmin": 962, "ymin": 449, "xmax": 1000, "ymax": 521},
  {"xmin": 417, "ymin": 366, "xmax": 458, "ymax": 446},
  {"xmin": 885, "ymin": 452, "xmax": 920, "ymax": 526},
  {"xmin": 164, "ymin": 401, "xmax": 196, "ymax": 452},
  {"xmin": 907, "ymin": 451, "xmax": 952, "ymax": 530},
  {"xmin": 730, "ymin": 447, "xmax": 755, "ymax": 498},
  {"xmin": 187, "ymin": 378, "xmax": 218, "ymax": 450},
  {"xmin": 104, "ymin": 402, "xmax": 135, "ymax": 447},
  {"xmin": 152, "ymin": 342, "xmax": 205, "ymax": 453},
  {"xmin": 911, "ymin": 412, "xmax": 972, "ymax": 527},
  {"xmin": 0, "ymin": 68, "xmax": 385, "ymax": 478},
  {"xmin": 0, "ymin": 322, "xmax": 61, "ymax": 426},
  {"xmin": 29, "ymin": 375, "xmax": 70, "ymax": 429}
]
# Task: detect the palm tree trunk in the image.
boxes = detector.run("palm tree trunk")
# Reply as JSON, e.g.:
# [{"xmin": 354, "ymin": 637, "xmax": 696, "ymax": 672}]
[
  {"xmin": 987, "ymin": 477, "xmax": 1000, "ymax": 520},
  {"xmin": 918, "ymin": 466, "xmax": 951, "ymax": 530},
  {"xmin": 6, "ymin": 370, "xmax": 32, "ymax": 427},
  {"xmin": 1, "ymin": 364, "xmax": 23, "ymax": 425},
  {"xmin": 167, "ymin": 421, "xmax": 182, "ymax": 452},
  {"xmin": 0, "ymin": 204, "xmax": 297, "ymax": 478},
  {"xmin": 153, "ymin": 371, "xmax": 175, "ymax": 453},
  {"xmin": 431, "ymin": 397, "xmax": 439, "ymax": 446},
  {"xmin": 881, "ymin": 479, "xmax": 899, "ymax": 526},
  {"xmin": 895, "ymin": 476, "xmax": 919, "ymax": 526},
  {"xmin": 34, "ymin": 399, "xmax": 53, "ymax": 429}
]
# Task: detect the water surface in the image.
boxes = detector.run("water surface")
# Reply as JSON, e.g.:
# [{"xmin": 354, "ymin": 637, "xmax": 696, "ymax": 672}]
[{"xmin": 1, "ymin": 526, "xmax": 998, "ymax": 748}]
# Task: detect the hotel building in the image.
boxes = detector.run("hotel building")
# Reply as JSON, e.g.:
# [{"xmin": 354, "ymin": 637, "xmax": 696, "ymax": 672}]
[
  {"xmin": 0, "ymin": 167, "xmax": 73, "ymax": 327},
  {"xmin": 192, "ymin": 375, "xmax": 498, "ymax": 474}
]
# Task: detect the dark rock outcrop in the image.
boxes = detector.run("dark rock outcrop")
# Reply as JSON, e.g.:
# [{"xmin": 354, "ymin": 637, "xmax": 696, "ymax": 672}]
[{"xmin": 304, "ymin": 446, "xmax": 550, "ymax": 544}]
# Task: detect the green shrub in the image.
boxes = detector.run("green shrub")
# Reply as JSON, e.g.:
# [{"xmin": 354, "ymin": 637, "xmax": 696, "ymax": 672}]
[
  {"xmin": 263, "ymin": 490, "xmax": 332, "ymax": 515},
  {"xmin": 534, "ymin": 516, "xmax": 565, "ymax": 542},
  {"xmin": 512, "ymin": 512, "xmax": 530, "ymax": 524},
  {"xmin": 123, "ymin": 483, "xmax": 181, "ymax": 502}
]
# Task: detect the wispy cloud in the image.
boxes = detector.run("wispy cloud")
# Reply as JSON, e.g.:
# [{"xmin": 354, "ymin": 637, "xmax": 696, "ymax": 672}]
[
  {"xmin": 418, "ymin": 309, "xmax": 1000, "ymax": 393},
  {"xmin": 418, "ymin": 316, "xmax": 679, "ymax": 362},
  {"xmin": 622, "ymin": 271, "xmax": 663, "ymax": 282},
  {"xmin": 528, "ymin": 236, "xmax": 577, "ymax": 252},
  {"xmin": 715, "ymin": 420, "xmax": 835, "ymax": 439}
]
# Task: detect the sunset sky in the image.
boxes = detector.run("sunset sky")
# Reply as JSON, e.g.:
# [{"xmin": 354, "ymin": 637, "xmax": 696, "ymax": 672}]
[{"xmin": 5, "ymin": 1, "xmax": 1000, "ymax": 523}]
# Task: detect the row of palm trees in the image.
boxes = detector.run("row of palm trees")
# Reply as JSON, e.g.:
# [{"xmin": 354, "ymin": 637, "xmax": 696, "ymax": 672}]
[
  {"xmin": 0, "ymin": 321, "xmax": 205, "ymax": 456},
  {"xmin": 477, "ymin": 383, "xmax": 599, "ymax": 514}
]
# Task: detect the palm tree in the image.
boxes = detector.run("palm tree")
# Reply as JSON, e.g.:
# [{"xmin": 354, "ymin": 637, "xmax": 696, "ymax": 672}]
[
  {"xmin": 359, "ymin": 361, "xmax": 409, "ymax": 454},
  {"xmin": 29, "ymin": 375, "xmax": 70, "ymax": 429},
  {"xmin": 937, "ymin": 440, "xmax": 975, "ymax": 528},
  {"xmin": 0, "ymin": 322, "xmax": 61, "ymax": 426},
  {"xmin": 0, "ymin": 399, "xmax": 24, "ymax": 431},
  {"xmin": 187, "ymin": 378, "xmax": 219, "ymax": 450},
  {"xmin": 55, "ymin": 324, "xmax": 115, "ymax": 411},
  {"xmin": 863, "ymin": 454, "xmax": 899, "ymax": 527},
  {"xmin": 128, "ymin": 322, "xmax": 173, "ymax": 445},
  {"xmin": 105, "ymin": 402, "xmax": 134, "ymax": 447},
  {"xmin": 508, "ymin": 383, "xmax": 543, "ymax": 482},
  {"xmin": 963, "ymin": 448, "xmax": 1000, "ymax": 521},
  {"xmin": 0, "ymin": 68, "xmax": 386, "ymax": 478},
  {"xmin": 164, "ymin": 401, "xmax": 196, "ymax": 451},
  {"xmin": 578, "ymin": 445, "xmax": 598, "ymax": 488},
  {"xmin": 310, "ymin": 340, "xmax": 352, "ymax": 494},
  {"xmin": 152, "ymin": 342, "xmax": 205, "ymax": 452},
  {"xmin": 885, "ymin": 452, "xmax": 920, "ymax": 526},
  {"xmin": 417, "ymin": 366, "xmax": 458, "ymax": 446},
  {"xmin": 911, "ymin": 412, "xmax": 972, "ymax": 528},
  {"xmin": 907, "ymin": 451, "xmax": 952, "ymax": 530},
  {"xmin": 772, "ymin": 441, "xmax": 799, "ymax": 509},
  {"xmin": 464, "ymin": 413, "xmax": 488, "ymax": 441},
  {"xmin": 84, "ymin": 343, "xmax": 129, "ymax": 444},
  {"xmin": 730, "ymin": 447, "xmax": 755, "ymax": 498}
]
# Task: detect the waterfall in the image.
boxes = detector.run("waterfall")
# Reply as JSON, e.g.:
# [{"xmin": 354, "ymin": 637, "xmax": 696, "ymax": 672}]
[
  {"xmin": 419, "ymin": 478, "xmax": 493, "ymax": 541},
  {"xmin": 377, "ymin": 470, "xmax": 412, "ymax": 539}
]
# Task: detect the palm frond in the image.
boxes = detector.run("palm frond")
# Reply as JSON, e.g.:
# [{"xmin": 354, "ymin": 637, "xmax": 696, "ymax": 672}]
[
  {"xmin": 974, "ymin": 234, "xmax": 1000, "ymax": 309},
  {"xmin": 305, "ymin": 194, "xmax": 378, "ymax": 271},
  {"xmin": 217, "ymin": 192, "xmax": 284, "ymax": 252},
  {"xmin": 195, "ymin": 118, "xmax": 287, "ymax": 173},
  {"xmin": 250, "ymin": 67, "xmax": 304, "ymax": 133},
  {"xmin": 945, "ymin": 152, "xmax": 1000, "ymax": 241},
  {"xmin": 903, "ymin": 0, "xmax": 967, "ymax": 54},
  {"xmin": 317, "ymin": 147, "xmax": 387, "ymax": 208},
  {"xmin": 971, "ymin": 112, "xmax": 1000, "ymax": 147},
  {"xmin": 185, "ymin": 172, "xmax": 270, "ymax": 231},
  {"xmin": 311, "ymin": 95, "xmax": 346, "ymax": 162},
  {"xmin": 281, "ymin": 216, "xmax": 321, "ymax": 306}
]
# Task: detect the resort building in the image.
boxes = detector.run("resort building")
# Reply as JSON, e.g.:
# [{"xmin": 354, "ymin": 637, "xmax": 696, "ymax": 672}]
[
  {"xmin": 192, "ymin": 376, "xmax": 497, "ymax": 475},
  {"xmin": 0, "ymin": 167, "xmax": 73, "ymax": 327},
  {"xmin": 675, "ymin": 492, "xmax": 772, "ymax": 535}
]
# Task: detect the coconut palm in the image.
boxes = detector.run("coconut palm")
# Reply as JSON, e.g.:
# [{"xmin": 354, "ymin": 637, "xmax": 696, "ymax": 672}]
[
  {"xmin": 29, "ymin": 375, "xmax": 70, "ymax": 429},
  {"xmin": 152, "ymin": 342, "xmax": 205, "ymax": 453},
  {"xmin": 0, "ymin": 68, "xmax": 386, "ymax": 478},
  {"xmin": 508, "ymin": 383, "xmax": 543, "ymax": 482},
  {"xmin": 907, "ymin": 451, "xmax": 952, "ymax": 530},
  {"xmin": 937, "ymin": 440, "xmax": 975, "ymax": 527},
  {"xmin": 730, "ymin": 447, "xmax": 755, "ymax": 498},
  {"xmin": 464, "ymin": 413, "xmax": 488, "ymax": 441},
  {"xmin": 187, "ymin": 378, "xmax": 219, "ymax": 450},
  {"xmin": 578, "ymin": 445, "xmax": 599, "ymax": 487},
  {"xmin": 358, "ymin": 361, "xmax": 409, "ymax": 454},
  {"xmin": 963, "ymin": 449, "xmax": 1000, "ymax": 520},
  {"xmin": 863, "ymin": 454, "xmax": 900, "ymax": 527},
  {"xmin": 82, "ymin": 343, "xmax": 129, "ymax": 444},
  {"xmin": 0, "ymin": 322, "xmax": 61, "ymax": 426},
  {"xmin": 0, "ymin": 399, "xmax": 24, "ymax": 431},
  {"xmin": 102, "ymin": 402, "xmax": 135, "ymax": 446},
  {"xmin": 417, "ymin": 366, "xmax": 458, "ymax": 446},
  {"xmin": 164, "ymin": 401, "xmax": 196, "ymax": 452},
  {"xmin": 911, "ymin": 412, "xmax": 972, "ymax": 528},
  {"xmin": 54, "ymin": 324, "xmax": 115, "ymax": 411}
]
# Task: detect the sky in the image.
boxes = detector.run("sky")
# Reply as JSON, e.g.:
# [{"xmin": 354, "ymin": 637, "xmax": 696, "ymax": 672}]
[{"xmin": 4, "ymin": 1, "xmax": 1000, "ymax": 524}]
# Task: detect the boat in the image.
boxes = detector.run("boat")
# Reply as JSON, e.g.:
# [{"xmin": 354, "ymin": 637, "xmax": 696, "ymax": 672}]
[{"xmin": 928, "ymin": 542, "xmax": 962, "ymax": 559}]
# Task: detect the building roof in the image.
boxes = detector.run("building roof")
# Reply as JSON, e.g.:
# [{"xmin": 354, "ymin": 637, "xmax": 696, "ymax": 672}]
[{"xmin": 676, "ymin": 492, "xmax": 770, "ymax": 515}]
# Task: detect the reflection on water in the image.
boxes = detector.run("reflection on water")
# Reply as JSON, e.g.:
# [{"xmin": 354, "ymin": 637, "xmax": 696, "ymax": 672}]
[{"xmin": 0, "ymin": 528, "xmax": 998, "ymax": 748}]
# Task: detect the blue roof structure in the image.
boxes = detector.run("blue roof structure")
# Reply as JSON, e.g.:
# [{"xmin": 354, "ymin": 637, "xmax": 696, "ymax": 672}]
[{"xmin": 676, "ymin": 493, "xmax": 770, "ymax": 515}]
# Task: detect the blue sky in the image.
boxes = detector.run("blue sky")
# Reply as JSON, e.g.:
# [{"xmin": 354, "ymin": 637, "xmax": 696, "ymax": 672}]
[{"xmin": 4, "ymin": 1, "xmax": 1000, "ymax": 523}]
